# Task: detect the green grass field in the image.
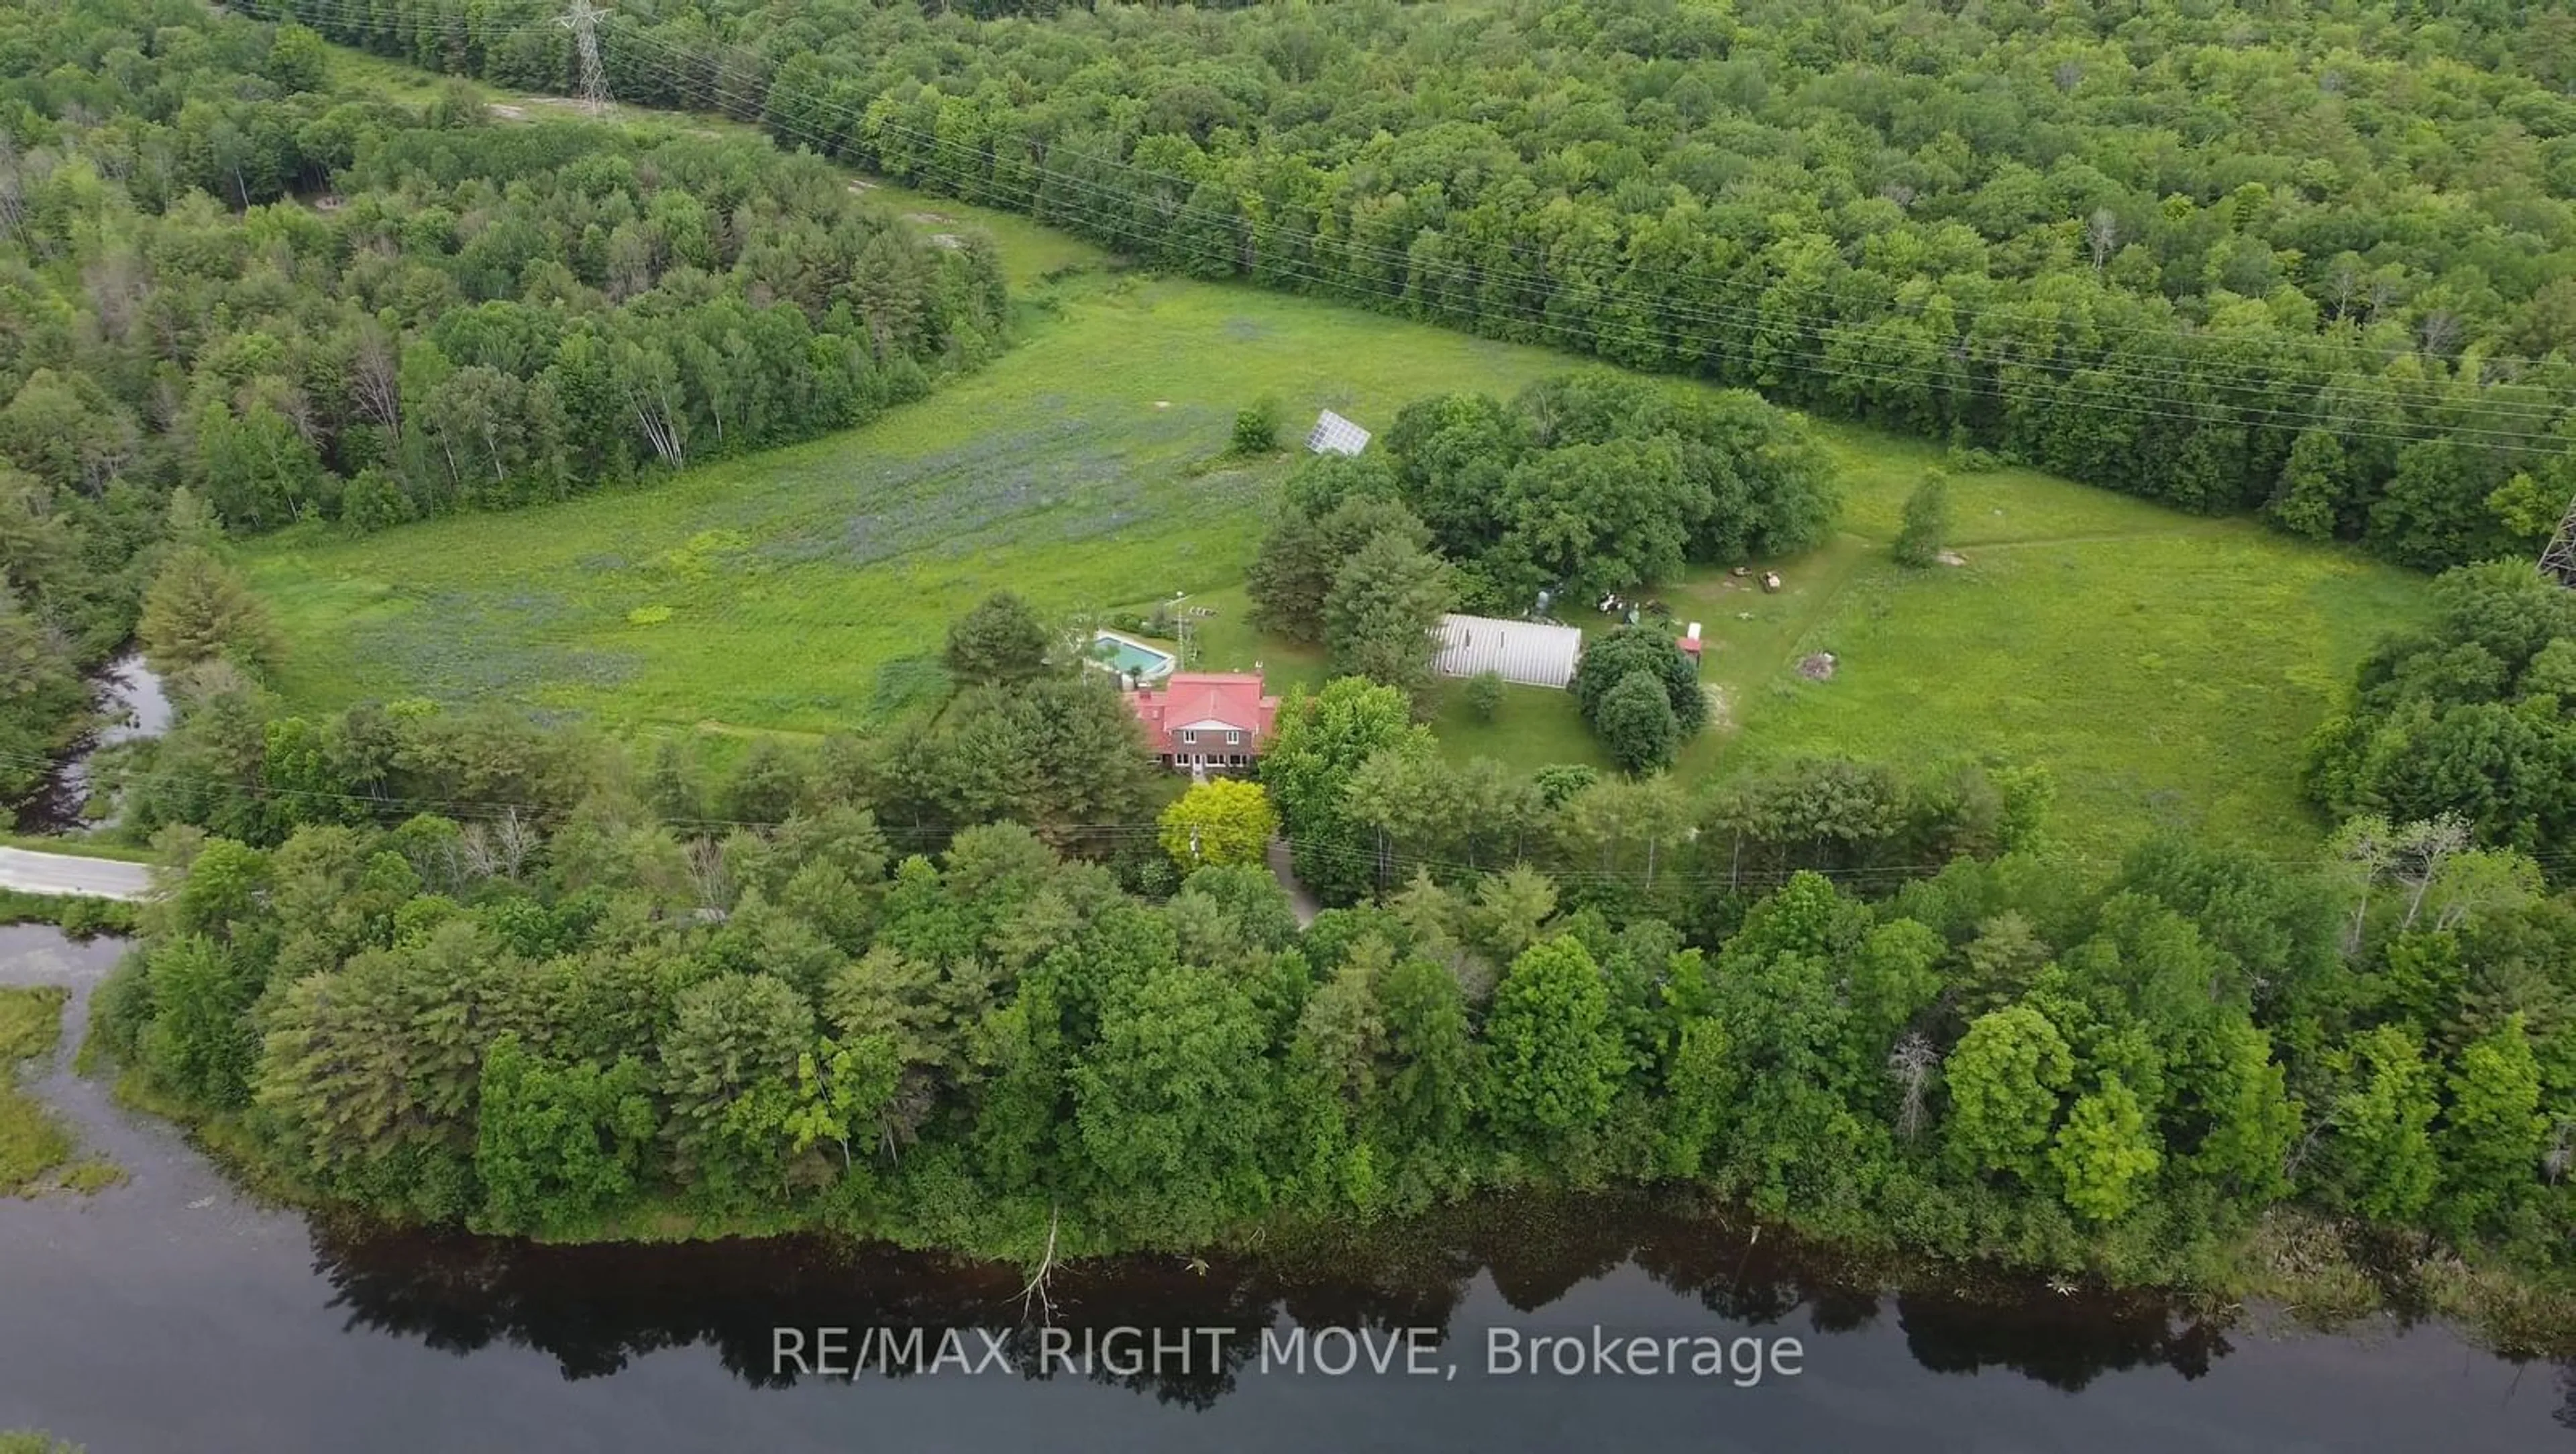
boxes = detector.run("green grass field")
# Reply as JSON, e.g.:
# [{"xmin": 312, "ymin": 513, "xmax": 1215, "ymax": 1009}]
[
  {"xmin": 1202, "ymin": 440, "xmax": 2420, "ymax": 860},
  {"xmin": 243, "ymin": 58, "xmax": 2430, "ymax": 858},
  {"xmin": 248, "ymin": 163, "xmax": 1592, "ymax": 735}
]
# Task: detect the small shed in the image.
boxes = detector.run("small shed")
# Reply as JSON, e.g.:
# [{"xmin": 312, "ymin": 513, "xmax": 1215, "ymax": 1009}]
[{"xmin": 1434, "ymin": 613, "xmax": 1583, "ymax": 689}]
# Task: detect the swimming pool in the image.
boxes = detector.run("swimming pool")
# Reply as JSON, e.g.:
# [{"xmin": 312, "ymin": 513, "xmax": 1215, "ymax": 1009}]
[{"xmin": 1090, "ymin": 629, "xmax": 1177, "ymax": 681}]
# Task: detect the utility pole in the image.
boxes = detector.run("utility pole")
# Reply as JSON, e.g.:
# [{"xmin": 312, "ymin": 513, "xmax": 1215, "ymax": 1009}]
[
  {"xmin": 2542, "ymin": 492, "xmax": 2576, "ymax": 588},
  {"xmin": 557, "ymin": 0, "xmax": 613, "ymax": 115}
]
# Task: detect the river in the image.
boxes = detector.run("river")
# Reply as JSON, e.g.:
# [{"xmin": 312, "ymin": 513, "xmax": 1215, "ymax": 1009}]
[
  {"xmin": 1, "ymin": 924, "xmax": 2569, "ymax": 1453},
  {"xmin": 11, "ymin": 652, "xmax": 172, "ymax": 835}
]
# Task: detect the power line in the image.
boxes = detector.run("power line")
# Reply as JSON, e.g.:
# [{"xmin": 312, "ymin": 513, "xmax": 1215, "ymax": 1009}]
[
  {"xmin": 600, "ymin": 25, "xmax": 2576, "ymax": 448},
  {"xmin": 578, "ymin": 28, "xmax": 2571, "ymax": 458},
  {"xmin": 554, "ymin": 0, "xmax": 612, "ymax": 115},
  {"xmin": 231, "ymin": 0, "xmax": 2576, "ymax": 451},
  {"xmin": 590, "ymin": 7, "xmax": 2576, "ymax": 380},
  {"xmin": 29, "ymin": 734, "xmax": 2576, "ymax": 891},
  {"xmin": 585, "ymin": 19, "xmax": 2576, "ymax": 422}
]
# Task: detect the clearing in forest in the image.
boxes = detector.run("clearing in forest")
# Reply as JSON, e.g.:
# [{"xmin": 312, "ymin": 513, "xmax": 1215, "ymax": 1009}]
[{"xmin": 242, "ymin": 174, "xmax": 2426, "ymax": 858}]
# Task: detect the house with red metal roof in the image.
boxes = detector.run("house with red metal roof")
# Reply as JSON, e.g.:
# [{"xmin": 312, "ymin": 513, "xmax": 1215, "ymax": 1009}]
[{"xmin": 1126, "ymin": 672, "xmax": 1280, "ymax": 772}]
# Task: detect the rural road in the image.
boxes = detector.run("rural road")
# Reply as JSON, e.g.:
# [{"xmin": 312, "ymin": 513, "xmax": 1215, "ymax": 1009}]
[{"xmin": 0, "ymin": 847, "xmax": 152, "ymax": 901}]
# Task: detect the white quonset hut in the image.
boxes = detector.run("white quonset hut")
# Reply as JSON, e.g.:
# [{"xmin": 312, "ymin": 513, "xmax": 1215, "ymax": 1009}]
[{"xmin": 1433, "ymin": 614, "xmax": 1584, "ymax": 689}]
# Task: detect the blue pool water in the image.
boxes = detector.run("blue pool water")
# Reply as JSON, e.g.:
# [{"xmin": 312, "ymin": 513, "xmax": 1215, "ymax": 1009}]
[{"xmin": 1091, "ymin": 630, "xmax": 1177, "ymax": 680}]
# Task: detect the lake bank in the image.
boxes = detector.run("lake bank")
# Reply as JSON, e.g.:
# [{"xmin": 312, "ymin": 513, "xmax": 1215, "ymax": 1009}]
[{"xmin": 2, "ymin": 925, "xmax": 2570, "ymax": 1449}]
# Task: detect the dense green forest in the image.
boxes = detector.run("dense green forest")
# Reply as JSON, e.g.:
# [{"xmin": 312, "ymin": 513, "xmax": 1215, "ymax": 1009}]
[
  {"xmin": 1, "ymin": 0, "xmax": 2569, "ymax": 1333},
  {"xmin": 272, "ymin": 0, "xmax": 2576, "ymax": 570},
  {"xmin": 83, "ymin": 602, "xmax": 2576, "ymax": 1322},
  {"xmin": 0, "ymin": 0, "xmax": 1007, "ymax": 796}
]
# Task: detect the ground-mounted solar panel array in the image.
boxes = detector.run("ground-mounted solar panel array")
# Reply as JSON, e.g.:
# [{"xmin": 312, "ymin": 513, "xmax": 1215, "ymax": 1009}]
[{"xmin": 1305, "ymin": 409, "xmax": 1371, "ymax": 456}]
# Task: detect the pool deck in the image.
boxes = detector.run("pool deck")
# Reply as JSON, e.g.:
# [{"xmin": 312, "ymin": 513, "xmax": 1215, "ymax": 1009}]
[{"xmin": 1089, "ymin": 629, "xmax": 1179, "ymax": 681}]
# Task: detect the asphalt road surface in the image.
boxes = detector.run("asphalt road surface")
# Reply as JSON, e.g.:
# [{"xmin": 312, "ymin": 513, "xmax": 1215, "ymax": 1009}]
[{"xmin": 0, "ymin": 846, "xmax": 152, "ymax": 901}]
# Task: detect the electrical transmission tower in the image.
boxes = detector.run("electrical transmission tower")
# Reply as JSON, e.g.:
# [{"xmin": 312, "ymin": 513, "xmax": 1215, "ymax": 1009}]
[
  {"xmin": 557, "ymin": 0, "xmax": 613, "ymax": 115},
  {"xmin": 2542, "ymin": 493, "xmax": 2576, "ymax": 588}
]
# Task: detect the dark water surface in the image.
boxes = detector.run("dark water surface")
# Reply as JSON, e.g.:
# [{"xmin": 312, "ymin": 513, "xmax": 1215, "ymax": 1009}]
[
  {"xmin": 11, "ymin": 652, "xmax": 171, "ymax": 834},
  {"xmin": 3, "ymin": 925, "xmax": 2571, "ymax": 1453}
]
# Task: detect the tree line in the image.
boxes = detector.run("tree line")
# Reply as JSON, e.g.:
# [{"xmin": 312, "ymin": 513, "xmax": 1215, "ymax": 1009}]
[
  {"xmin": 0, "ymin": 0, "xmax": 1006, "ymax": 798},
  {"xmin": 74, "ymin": 598, "xmax": 2575, "ymax": 1312},
  {"xmin": 274, "ymin": 0, "xmax": 2576, "ymax": 571},
  {"xmin": 2306, "ymin": 561, "xmax": 2576, "ymax": 876}
]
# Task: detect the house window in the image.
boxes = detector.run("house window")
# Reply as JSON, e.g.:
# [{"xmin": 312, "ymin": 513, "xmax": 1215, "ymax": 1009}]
[
  {"xmin": 1181, "ymin": 729, "xmax": 1195, "ymax": 745},
  {"xmin": 1226, "ymin": 730, "xmax": 1242, "ymax": 745},
  {"xmin": 1229, "ymin": 754, "xmax": 1244, "ymax": 766}
]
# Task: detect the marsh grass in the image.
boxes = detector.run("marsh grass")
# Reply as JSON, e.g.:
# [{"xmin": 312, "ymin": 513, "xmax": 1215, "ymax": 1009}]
[{"xmin": 0, "ymin": 986, "xmax": 71, "ymax": 1197}]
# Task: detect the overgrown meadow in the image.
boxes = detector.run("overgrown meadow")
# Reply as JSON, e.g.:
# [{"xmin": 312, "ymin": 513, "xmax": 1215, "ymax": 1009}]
[{"xmin": 247, "ymin": 168, "xmax": 2425, "ymax": 860}]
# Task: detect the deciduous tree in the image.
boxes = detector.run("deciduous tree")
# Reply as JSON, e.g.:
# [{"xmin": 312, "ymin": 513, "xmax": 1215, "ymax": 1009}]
[
  {"xmin": 1482, "ymin": 935, "xmax": 1621, "ymax": 1147},
  {"xmin": 1159, "ymin": 778, "xmax": 1279, "ymax": 870}
]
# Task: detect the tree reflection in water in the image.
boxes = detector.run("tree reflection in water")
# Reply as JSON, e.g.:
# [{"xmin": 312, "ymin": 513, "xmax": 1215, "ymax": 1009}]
[{"xmin": 310, "ymin": 1196, "xmax": 2246, "ymax": 1404}]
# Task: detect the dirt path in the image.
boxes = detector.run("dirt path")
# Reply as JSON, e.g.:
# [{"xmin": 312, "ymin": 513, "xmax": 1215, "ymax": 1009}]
[{"xmin": 1266, "ymin": 837, "xmax": 1321, "ymax": 927}]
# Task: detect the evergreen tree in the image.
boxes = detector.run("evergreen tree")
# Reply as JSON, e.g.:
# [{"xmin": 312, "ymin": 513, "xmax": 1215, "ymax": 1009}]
[
  {"xmin": 137, "ymin": 546, "xmax": 283, "ymax": 675},
  {"xmin": 1324, "ymin": 529, "xmax": 1454, "ymax": 706},
  {"xmin": 943, "ymin": 590, "xmax": 1055, "ymax": 687}
]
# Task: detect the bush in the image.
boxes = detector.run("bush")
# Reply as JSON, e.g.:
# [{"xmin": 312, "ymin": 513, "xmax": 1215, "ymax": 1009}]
[
  {"xmin": 1464, "ymin": 670, "xmax": 1504, "ymax": 723},
  {"xmin": 1894, "ymin": 470, "xmax": 1951, "ymax": 567},
  {"xmin": 0, "ymin": 890, "xmax": 136, "ymax": 937},
  {"xmin": 340, "ymin": 468, "xmax": 417, "ymax": 533},
  {"xmin": 54, "ymin": 896, "xmax": 99, "ymax": 939},
  {"xmin": 1943, "ymin": 442, "xmax": 2002, "ymax": 474},
  {"xmin": 1232, "ymin": 397, "xmax": 1281, "ymax": 456}
]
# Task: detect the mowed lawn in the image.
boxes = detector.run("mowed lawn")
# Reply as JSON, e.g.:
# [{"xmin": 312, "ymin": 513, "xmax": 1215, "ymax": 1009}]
[
  {"xmin": 244, "ymin": 172, "xmax": 2429, "ymax": 857},
  {"xmin": 1187, "ymin": 422, "xmax": 2427, "ymax": 860},
  {"xmin": 1686, "ymin": 444, "xmax": 2427, "ymax": 860}
]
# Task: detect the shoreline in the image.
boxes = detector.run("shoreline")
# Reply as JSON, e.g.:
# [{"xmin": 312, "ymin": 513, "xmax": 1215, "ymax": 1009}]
[{"xmin": 9, "ymin": 925, "xmax": 2571, "ymax": 1367}]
